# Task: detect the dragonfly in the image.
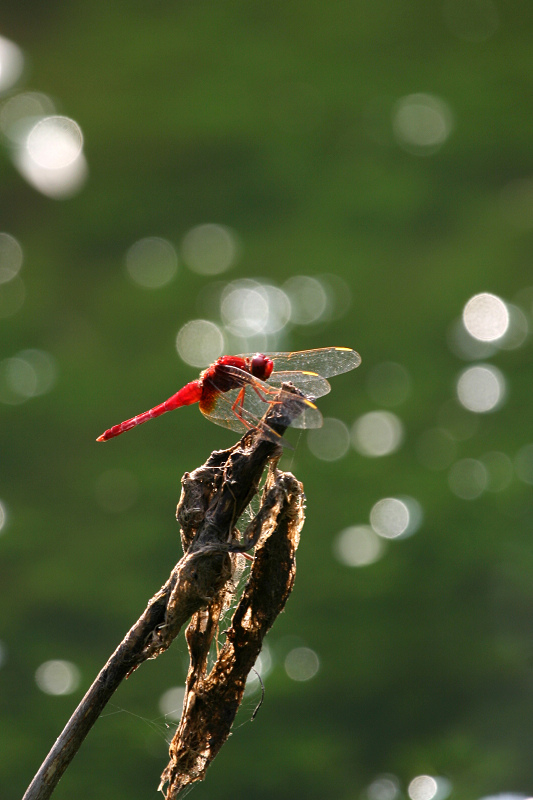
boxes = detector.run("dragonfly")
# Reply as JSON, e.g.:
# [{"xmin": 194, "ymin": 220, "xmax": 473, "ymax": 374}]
[{"xmin": 96, "ymin": 346, "xmax": 361, "ymax": 443}]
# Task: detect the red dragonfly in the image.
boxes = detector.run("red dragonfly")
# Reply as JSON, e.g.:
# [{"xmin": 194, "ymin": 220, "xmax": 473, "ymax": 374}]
[{"xmin": 96, "ymin": 346, "xmax": 360, "ymax": 443}]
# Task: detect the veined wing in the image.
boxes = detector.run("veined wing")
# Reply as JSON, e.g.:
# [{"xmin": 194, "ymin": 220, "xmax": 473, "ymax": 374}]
[
  {"xmin": 268, "ymin": 370, "xmax": 331, "ymax": 399},
  {"xmin": 238, "ymin": 346, "xmax": 361, "ymax": 379},
  {"xmin": 201, "ymin": 365, "xmax": 323, "ymax": 435}
]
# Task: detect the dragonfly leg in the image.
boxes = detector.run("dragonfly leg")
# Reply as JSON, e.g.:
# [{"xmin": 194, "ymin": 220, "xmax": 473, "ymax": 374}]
[
  {"xmin": 232, "ymin": 388, "xmax": 246, "ymax": 414},
  {"xmin": 230, "ymin": 386, "xmax": 281, "ymax": 431},
  {"xmin": 249, "ymin": 384, "xmax": 284, "ymax": 423},
  {"xmin": 250, "ymin": 383, "xmax": 281, "ymax": 405},
  {"xmin": 230, "ymin": 388, "xmax": 254, "ymax": 429}
]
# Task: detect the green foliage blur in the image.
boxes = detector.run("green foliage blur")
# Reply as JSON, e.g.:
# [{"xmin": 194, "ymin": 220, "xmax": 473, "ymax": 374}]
[{"xmin": 2, "ymin": 3, "xmax": 533, "ymax": 800}]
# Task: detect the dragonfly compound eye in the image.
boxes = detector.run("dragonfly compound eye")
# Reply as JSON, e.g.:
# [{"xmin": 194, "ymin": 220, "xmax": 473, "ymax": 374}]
[{"xmin": 251, "ymin": 354, "xmax": 274, "ymax": 381}]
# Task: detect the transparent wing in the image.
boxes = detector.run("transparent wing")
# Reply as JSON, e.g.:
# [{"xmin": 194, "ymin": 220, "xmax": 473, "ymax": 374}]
[
  {"xmin": 201, "ymin": 365, "xmax": 323, "ymax": 438},
  {"xmin": 237, "ymin": 346, "xmax": 361, "ymax": 379},
  {"xmin": 267, "ymin": 370, "xmax": 331, "ymax": 399}
]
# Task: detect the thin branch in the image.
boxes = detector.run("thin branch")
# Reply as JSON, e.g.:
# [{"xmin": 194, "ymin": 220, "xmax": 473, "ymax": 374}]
[{"xmin": 22, "ymin": 386, "xmax": 308, "ymax": 800}]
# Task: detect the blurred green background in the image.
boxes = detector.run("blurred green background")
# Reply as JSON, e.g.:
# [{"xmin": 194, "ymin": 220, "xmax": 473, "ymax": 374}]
[{"xmin": 2, "ymin": 2, "xmax": 533, "ymax": 799}]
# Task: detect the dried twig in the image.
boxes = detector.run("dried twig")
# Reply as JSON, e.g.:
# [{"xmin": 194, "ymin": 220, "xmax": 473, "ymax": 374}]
[
  {"xmin": 160, "ymin": 466, "xmax": 304, "ymax": 798},
  {"xmin": 22, "ymin": 386, "xmax": 307, "ymax": 800}
]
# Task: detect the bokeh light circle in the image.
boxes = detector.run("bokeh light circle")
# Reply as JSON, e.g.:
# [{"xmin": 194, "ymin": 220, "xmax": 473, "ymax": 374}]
[
  {"xmin": 334, "ymin": 525, "xmax": 385, "ymax": 567},
  {"xmin": 447, "ymin": 317, "xmax": 497, "ymax": 361},
  {"xmin": 463, "ymin": 293, "xmax": 509, "ymax": 342},
  {"xmin": 497, "ymin": 303, "xmax": 528, "ymax": 350},
  {"xmin": 283, "ymin": 275, "xmax": 328, "ymax": 324},
  {"xmin": 35, "ymin": 660, "xmax": 81, "ymax": 696},
  {"xmin": 259, "ymin": 285, "xmax": 292, "ymax": 333},
  {"xmin": 480, "ymin": 795, "xmax": 533, "ymax": 800},
  {"xmin": 181, "ymin": 223, "xmax": 238, "ymax": 275},
  {"xmin": 27, "ymin": 116, "xmax": 83, "ymax": 170},
  {"xmin": 284, "ymin": 647, "xmax": 319, "ymax": 681},
  {"xmin": 409, "ymin": 776, "xmax": 452, "ymax": 800},
  {"xmin": 15, "ymin": 147, "xmax": 88, "ymax": 198},
  {"xmin": 13, "ymin": 350, "xmax": 55, "ymax": 396},
  {"xmin": 351, "ymin": 411, "xmax": 404, "ymax": 457},
  {"xmin": 448, "ymin": 458, "xmax": 487, "ymax": 499},
  {"xmin": 176, "ymin": 320, "xmax": 224, "ymax": 368},
  {"xmin": 408, "ymin": 775, "xmax": 438, "ymax": 800},
  {"xmin": 5, "ymin": 357, "xmax": 38, "ymax": 398},
  {"xmin": 159, "ymin": 686, "xmax": 186, "ymax": 722},
  {"xmin": 0, "ymin": 91, "xmax": 56, "ymax": 143},
  {"xmin": 0, "ymin": 36, "xmax": 25, "ymax": 94},
  {"xmin": 0, "ymin": 349, "xmax": 56, "ymax": 404},
  {"xmin": 393, "ymin": 93, "xmax": 453, "ymax": 154},
  {"xmin": 456, "ymin": 364, "xmax": 506, "ymax": 413},
  {"xmin": 125, "ymin": 237, "xmax": 178, "ymax": 288},
  {"xmin": 370, "ymin": 498, "xmax": 409, "ymax": 539},
  {"xmin": 221, "ymin": 281, "xmax": 268, "ymax": 335},
  {"xmin": 370, "ymin": 497, "xmax": 423, "ymax": 539},
  {"xmin": 366, "ymin": 775, "xmax": 400, "ymax": 800},
  {"xmin": 220, "ymin": 280, "xmax": 291, "ymax": 337},
  {"xmin": 514, "ymin": 444, "xmax": 533, "ymax": 485},
  {"xmin": 319, "ymin": 273, "xmax": 352, "ymax": 321},
  {"xmin": 307, "ymin": 418, "xmax": 350, "ymax": 461},
  {"xmin": 0, "ymin": 233, "xmax": 23, "ymax": 284}
]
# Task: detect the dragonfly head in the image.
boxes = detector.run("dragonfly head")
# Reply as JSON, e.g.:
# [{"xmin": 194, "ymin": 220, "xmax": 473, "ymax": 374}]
[{"xmin": 250, "ymin": 353, "xmax": 274, "ymax": 381}]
